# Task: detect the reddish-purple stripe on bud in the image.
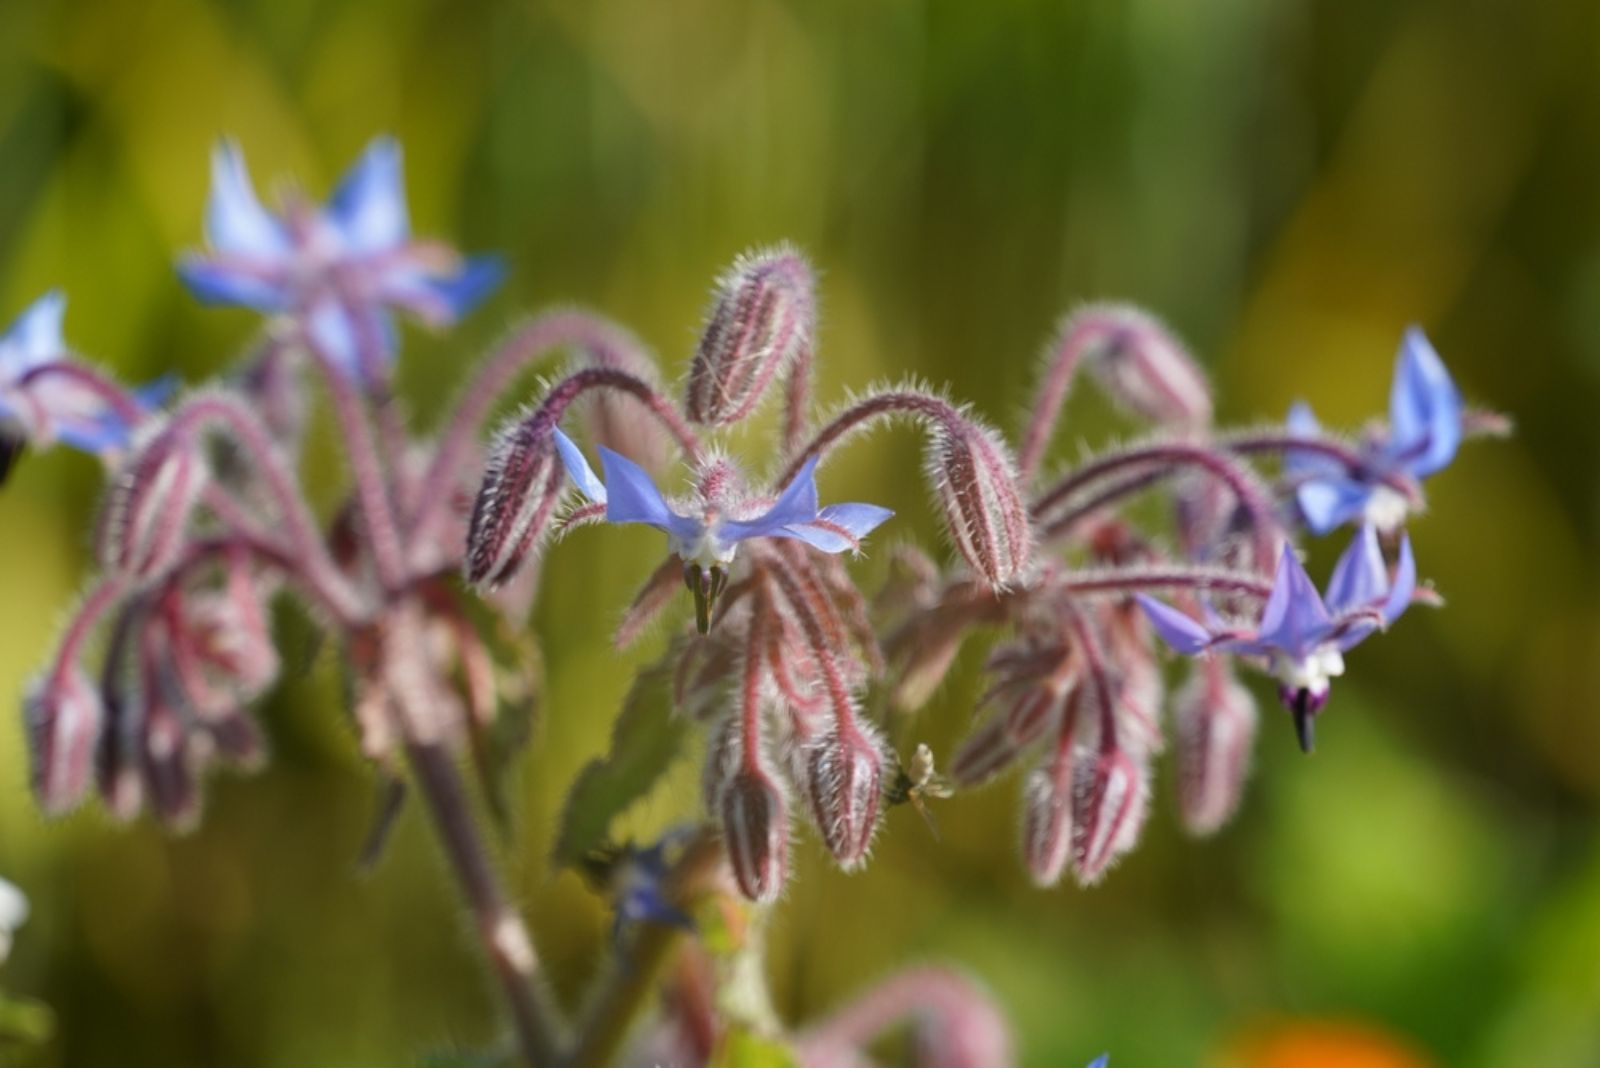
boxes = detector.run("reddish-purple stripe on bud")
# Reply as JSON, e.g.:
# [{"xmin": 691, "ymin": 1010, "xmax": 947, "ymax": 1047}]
[
  {"xmin": 464, "ymin": 419, "xmax": 564, "ymax": 588},
  {"xmin": 926, "ymin": 418, "xmax": 1033, "ymax": 588},
  {"xmin": 24, "ymin": 670, "xmax": 102, "ymax": 815},
  {"xmin": 1079, "ymin": 304, "xmax": 1212, "ymax": 428},
  {"xmin": 797, "ymin": 721, "xmax": 885, "ymax": 870},
  {"xmin": 140, "ymin": 689, "xmax": 200, "ymax": 831},
  {"xmin": 98, "ymin": 431, "xmax": 207, "ymax": 578},
  {"xmin": 684, "ymin": 248, "xmax": 814, "ymax": 427},
  {"xmin": 1021, "ymin": 751, "xmax": 1075, "ymax": 887},
  {"xmin": 1070, "ymin": 745, "xmax": 1151, "ymax": 885},
  {"xmin": 1173, "ymin": 662, "xmax": 1257, "ymax": 836},
  {"xmin": 718, "ymin": 762, "xmax": 790, "ymax": 904}
]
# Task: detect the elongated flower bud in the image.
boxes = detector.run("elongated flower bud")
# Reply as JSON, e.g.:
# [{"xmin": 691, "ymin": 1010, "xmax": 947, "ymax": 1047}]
[
  {"xmin": 465, "ymin": 418, "xmax": 564, "ymax": 588},
  {"xmin": 719, "ymin": 762, "xmax": 789, "ymax": 904},
  {"xmin": 141, "ymin": 689, "xmax": 200, "ymax": 830},
  {"xmin": 685, "ymin": 248, "xmax": 814, "ymax": 427},
  {"xmin": 1079, "ymin": 304, "xmax": 1212, "ymax": 428},
  {"xmin": 24, "ymin": 670, "xmax": 102, "ymax": 815},
  {"xmin": 1071, "ymin": 746, "xmax": 1150, "ymax": 885},
  {"xmin": 1173, "ymin": 662, "xmax": 1257, "ymax": 836},
  {"xmin": 798, "ymin": 721, "xmax": 885, "ymax": 870},
  {"xmin": 926, "ymin": 417, "xmax": 1032, "ymax": 588},
  {"xmin": 99, "ymin": 430, "xmax": 207, "ymax": 578},
  {"xmin": 1021, "ymin": 752, "xmax": 1075, "ymax": 887}
]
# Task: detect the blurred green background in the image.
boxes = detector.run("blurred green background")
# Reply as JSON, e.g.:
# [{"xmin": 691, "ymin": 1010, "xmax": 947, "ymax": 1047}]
[{"xmin": 0, "ymin": 0, "xmax": 1596, "ymax": 1064}]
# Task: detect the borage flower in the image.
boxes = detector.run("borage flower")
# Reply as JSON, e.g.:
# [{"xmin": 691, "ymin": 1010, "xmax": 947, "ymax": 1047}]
[
  {"xmin": 1287, "ymin": 328, "xmax": 1462, "ymax": 533},
  {"xmin": 0, "ymin": 292, "xmax": 168, "ymax": 481},
  {"xmin": 1137, "ymin": 525, "xmax": 1415, "ymax": 751},
  {"xmin": 178, "ymin": 138, "xmax": 502, "ymax": 386},
  {"xmin": 552, "ymin": 428, "xmax": 893, "ymax": 631}
]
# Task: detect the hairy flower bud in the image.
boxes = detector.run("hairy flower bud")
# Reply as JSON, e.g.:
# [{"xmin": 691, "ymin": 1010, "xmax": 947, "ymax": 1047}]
[
  {"xmin": 99, "ymin": 430, "xmax": 207, "ymax": 578},
  {"xmin": 1079, "ymin": 304, "xmax": 1212, "ymax": 428},
  {"xmin": 1021, "ymin": 752, "xmax": 1075, "ymax": 887},
  {"xmin": 927, "ymin": 418, "xmax": 1032, "ymax": 588},
  {"xmin": 140, "ymin": 688, "xmax": 200, "ymax": 830},
  {"xmin": 798, "ymin": 721, "xmax": 885, "ymax": 870},
  {"xmin": 465, "ymin": 419, "xmax": 564, "ymax": 588},
  {"xmin": 1173, "ymin": 662, "xmax": 1257, "ymax": 836},
  {"xmin": 684, "ymin": 248, "xmax": 814, "ymax": 427},
  {"xmin": 24, "ymin": 670, "xmax": 102, "ymax": 815},
  {"xmin": 719, "ymin": 762, "xmax": 789, "ymax": 904},
  {"xmin": 1071, "ymin": 746, "xmax": 1150, "ymax": 885}
]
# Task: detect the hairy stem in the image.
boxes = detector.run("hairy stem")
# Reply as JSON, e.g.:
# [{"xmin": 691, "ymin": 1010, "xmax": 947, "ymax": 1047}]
[
  {"xmin": 779, "ymin": 389, "xmax": 965, "ymax": 487},
  {"xmin": 1057, "ymin": 566, "xmax": 1273, "ymax": 601},
  {"xmin": 1017, "ymin": 316, "xmax": 1110, "ymax": 482}
]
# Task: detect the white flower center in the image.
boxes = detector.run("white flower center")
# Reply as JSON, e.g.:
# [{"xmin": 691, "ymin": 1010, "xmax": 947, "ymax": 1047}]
[
  {"xmin": 669, "ymin": 522, "xmax": 738, "ymax": 570},
  {"xmin": 1363, "ymin": 485, "xmax": 1409, "ymax": 534},
  {"xmin": 1273, "ymin": 646, "xmax": 1345, "ymax": 696}
]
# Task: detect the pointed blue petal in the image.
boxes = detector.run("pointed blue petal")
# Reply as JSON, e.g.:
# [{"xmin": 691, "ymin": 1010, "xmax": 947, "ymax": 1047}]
[
  {"xmin": 552, "ymin": 428, "xmax": 608, "ymax": 504},
  {"xmin": 597, "ymin": 445, "xmax": 682, "ymax": 531},
  {"xmin": 204, "ymin": 142, "xmax": 290, "ymax": 258},
  {"xmin": 1135, "ymin": 595, "xmax": 1214, "ymax": 655},
  {"xmin": 1284, "ymin": 401, "xmax": 1341, "ymax": 478},
  {"xmin": 419, "ymin": 255, "xmax": 504, "ymax": 321},
  {"xmin": 134, "ymin": 374, "xmax": 179, "ymax": 412},
  {"xmin": 0, "ymin": 291, "xmax": 67, "ymax": 374},
  {"xmin": 1324, "ymin": 524, "xmax": 1387, "ymax": 614},
  {"xmin": 1388, "ymin": 327, "xmax": 1462, "ymax": 478},
  {"xmin": 328, "ymin": 137, "xmax": 409, "ymax": 253},
  {"xmin": 304, "ymin": 299, "xmax": 366, "ymax": 382},
  {"xmin": 1383, "ymin": 532, "xmax": 1416, "ymax": 624},
  {"xmin": 1256, "ymin": 547, "xmax": 1331, "ymax": 658},
  {"xmin": 177, "ymin": 257, "xmax": 291, "ymax": 311},
  {"xmin": 818, "ymin": 502, "xmax": 894, "ymax": 537},
  {"xmin": 1087, "ymin": 1057, "xmax": 1110, "ymax": 1068},
  {"xmin": 1295, "ymin": 477, "xmax": 1372, "ymax": 535}
]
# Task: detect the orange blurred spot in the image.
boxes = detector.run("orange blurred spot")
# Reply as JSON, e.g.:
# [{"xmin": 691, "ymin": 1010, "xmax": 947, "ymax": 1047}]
[{"xmin": 1217, "ymin": 1018, "xmax": 1436, "ymax": 1068}]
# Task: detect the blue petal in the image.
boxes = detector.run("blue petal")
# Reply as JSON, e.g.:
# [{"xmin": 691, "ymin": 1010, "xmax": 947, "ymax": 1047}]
[
  {"xmin": 1135, "ymin": 595, "xmax": 1214, "ymax": 656},
  {"xmin": 552, "ymin": 428, "xmax": 608, "ymax": 503},
  {"xmin": 1387, "ymin": 327, "xmax": 1462, "ymax": 478},
  {"xmin": 1323, "ymin": 524, "xmax": 1387, "ymax": 614},
  {"xmin": 0, "ymin": 291, "xmax": 67, "ymax": 374},
  {"xmin": 1383, "ymin": 532, "xmax": 1416, "ymax": 624},
  {"xmin": 204, "ymin": 142, "xmax": 290, "ymax": 258},
  {"xmin": 1295, "ymin": 476, "xmax": 1373, "ymax": 535},
  {"xmin": 597, "ymin": 445, "xmax": 692, "ymax": 535},
  {"xmin": 328, "ymin": 137, "xmax": 410, "ymax": 253},
  {"xmin": 1255, "ymin": 547, "xmax": 1331, "ymax": 658},
  {"xmin": 1087, "ymin": 1057, "xmax": 1110, "ymax": 1068},
  {"xmin": 304, "ymin": 299, "xmax": 366, "ymax": 382},
  {"xmin": 422, "ymin": 255, "xmax": 504, "ymax": 320},
  {"xmin": 818, "ymin": 501, "xmax": 894, "ymax": 537},
  {"xmin": 721, "ymin": 456, "xmax": 822, "ymax": 544},
  {"xmin": 1284, "ymin": 402, "xmax": 1342, "ymax": 479},
  {"xmin": 176, "ymin": 257, "xmax": 290, "ymax": 311}
]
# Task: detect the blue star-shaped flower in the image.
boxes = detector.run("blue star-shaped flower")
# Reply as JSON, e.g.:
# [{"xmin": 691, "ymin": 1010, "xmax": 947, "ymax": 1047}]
[
  {"xmin": 0, "ymin": 292, "xmax": 168, "ymax": 479},
  {"xmin": 178, "ymin": 138, "xmax": 503, "ymax": 386},
  {"xmin": 1287, "ymin": 327, "xmax": 1463, "ymax": 534},
  {"xmin": 1137, "ymin": 525, "xmax": 1415, "ymax": 749},
  {"xmin": 553, "ymin": 428, "xmax": 892, "ymax": 629}
]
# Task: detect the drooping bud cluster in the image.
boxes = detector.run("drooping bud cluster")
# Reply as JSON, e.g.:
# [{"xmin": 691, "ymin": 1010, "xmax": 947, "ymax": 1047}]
[{"xmin": 684, "ymin": 247, "xmax": 814, "ymax": 427}]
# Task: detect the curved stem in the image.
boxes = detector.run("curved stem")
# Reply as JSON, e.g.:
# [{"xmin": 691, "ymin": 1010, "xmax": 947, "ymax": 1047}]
[
  {"xmin": 45, "ymin": 577, "xmax": 130, "ymax": 690},
  {"xmin": 18, "ymin": 362, "xmax": 147, "ymax": 421},
  {"xmin": 1057, "ymin": 566, "xmax": 1273, "ymax": 601},
  {"xmin": 1220, "ymin": 430, "xmax": 1421, "ymax": 502},
  {"xmin": 1017, "ymin": 317, "xmax": 1109, "ymax": 483},
  {"xmin": 779, "ymin": 389, "xmax": 965, "ymax": 487}
]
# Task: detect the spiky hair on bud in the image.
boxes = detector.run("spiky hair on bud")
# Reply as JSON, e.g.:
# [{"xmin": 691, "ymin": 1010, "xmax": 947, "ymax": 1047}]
[
  {"xmin": 96, "ymin": 418, "xmax": 209, "ymax": 579},
  {"xmin": 464, "ymin": 406, "xmax": 567, "ymax": 588},
  {"xmin": 793, "ymin": 716, "xmax": 887, "ymax": 871},
  {"xmin": 24, "ymin": 668, "xmax": 102, "ymax": 816},
  {"xmin": 924, "ymin": 412, "xmax": 1034, "ymax": 589}
]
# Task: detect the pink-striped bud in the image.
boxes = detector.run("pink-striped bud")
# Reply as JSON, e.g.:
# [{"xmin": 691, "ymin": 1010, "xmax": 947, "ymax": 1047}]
[
  {"xmin": 1020, "ymin": 752, "xmax": 1075, "ymax": 887},
  {"xmin": 798, "ymin": 721, "xmax": 886, "ymax": 870},
  {"xmin": 98, "ymin": 430, "xmax": 207, "ymax": 578},
  {"xmin": 465, "ymin": 419, "xmax": 564, "ymax": 588},
  {"xmin": 1173, "ymin": 662, "xmax": 1257, "ymax": 836},
  {"xmin": 719, "ymin": 762, "xmax": 790, "ymax": 904},
  {"xmin": 684, "ymin": 248, "xmax": 814, "ymax": 427},
  {"xmin": 1070, "ymin": 746, "xmax": 1150, "ymax": 885},
  {"xmin": 24, "ymin": 670, "xmax": 102, "ymax": 815},
  {"xmin": 927, "ymin": 417, "xmax": 1033, "ymax": 588},
  {"xmin": 140, "ymin": 689, "xmax": 200, "ymax": 830},
  {"xmin": 1077, "ymin": 304, "xmax": 1212, "ymax": 428}
]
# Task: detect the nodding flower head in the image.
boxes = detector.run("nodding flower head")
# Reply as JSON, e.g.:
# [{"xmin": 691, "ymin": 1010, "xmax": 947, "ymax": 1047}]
[
  {"xmin": 552, "ymin": 428, "xmax": 892, "ymax": 632},
  {"xmin": 1288, "ymin": 328, "xmax": 1463, "ymax": 534},
  {"xmin": 178, "ymin": 138, "xmax": 502, "ymax": 386},
  {"xmin": 1136, "ymin": 525, "xmax": 1416, "ymax": 751},
  {"xmin": 0, "ymin": 293, "xmax": 168, "ymax": 480}
]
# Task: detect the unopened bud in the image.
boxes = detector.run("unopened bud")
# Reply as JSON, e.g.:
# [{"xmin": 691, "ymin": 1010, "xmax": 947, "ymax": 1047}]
[
  {"xmin": 141, "ymin": 692, "xmax": 200, "ymax": 830},
  {"xmin": 1021, "ymin": 753, "xmax": 1075, "ymax": 887},
  {"xmin": 24, "ymin": 670, "xmax": 102, "ymax": 815},
  {"xmin": 99, "ymin": 430, "xmax": 207, "ymax": 577},
  {"xmin": 799, "ymin": 721, "xmax": 885, "ymax": 870},
  {"xmin": 1070, "ymin": 746, "xmax": 1150, "ymax": 885},
  {"xmin": 719, "ymin": 762, "xmax": 789, "ymax": 904},
  {"xmin": 1173, "ymin": 663, "xmax": 1257, "ymax": 836},
  {"xmin": 927, "ymin": 417, "xmax": 1033, "ymax": 588},
  {"xmin": 1077, "ymin": 304, "xmax": 1212, "ymax": 428},
  {"xmin": 684, "ymin": 248, "xmax": 814, "ymax": 427},
  {"xmin": 465, "ymin": 419, "xmax": 563, "ymax": 588}
]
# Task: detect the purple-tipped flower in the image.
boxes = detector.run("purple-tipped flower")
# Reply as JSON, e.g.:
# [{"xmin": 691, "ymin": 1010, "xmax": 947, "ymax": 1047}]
[
  {"xmin": 1288, "ymin": 328, "xmax": 1463, "ymax": 533},
  {"xmin": 0, "ymin": 293, "xmax": 166, "ymax": 479},
  {"xmin": 553, "ymin": 428, "xmax": 892, "ymax": 631},
  {"xmin": 717, "ymin": 762, "xmax": 790, "ymax": 904},
  {"xmin": 1137, "ymin": 525, "xmax": 1416, "ymax": 750},
  {"xmin": 684, "ymin": 248, "xmax": 814, "ymax": 427},
  {"xmin": 603, "ymin": 833, "xmax": 696, "ymax": 944},
  {"xmin": 24, "ymin": 669, "xmax": 103, "ymax": 815},
  {"xmin": 927, "ymin": 417, "xmax": 1033, "ymax": 588},
  {"xmin": 178, "ymin": 138, "xmax": 502, "ymax": 386}
]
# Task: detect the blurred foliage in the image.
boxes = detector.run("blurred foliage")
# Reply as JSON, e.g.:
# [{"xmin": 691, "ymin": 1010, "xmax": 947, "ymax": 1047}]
[{"xmin": 0, "ymin": 0, "xmax": 1596, "ymax": 1065}]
